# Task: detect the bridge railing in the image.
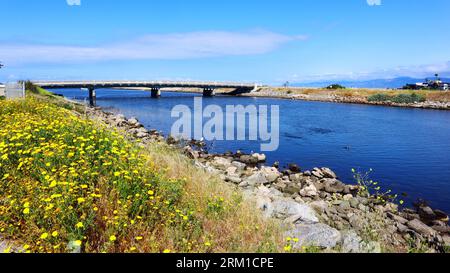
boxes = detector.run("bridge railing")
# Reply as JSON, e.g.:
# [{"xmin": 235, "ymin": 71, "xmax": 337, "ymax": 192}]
[{"xmin": 32, "ymin": 80, "xmax": 257, "ymax": 88}]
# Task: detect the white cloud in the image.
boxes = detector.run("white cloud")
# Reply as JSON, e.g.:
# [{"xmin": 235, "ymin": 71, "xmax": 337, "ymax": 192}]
[
  {"xmin": 286, "ymin": 61, "xmax": 450, "ymax": 83},
  {"xmin": 1, "ymin": 31, "xmax": 307, "ymax": 65},
  {"xmin": 66, "ymin": 0, "xmax": 81, "ymax": 6},
  {"xmin": 367, "ymin": 0, "xmax": 381, "ymax": 6}
]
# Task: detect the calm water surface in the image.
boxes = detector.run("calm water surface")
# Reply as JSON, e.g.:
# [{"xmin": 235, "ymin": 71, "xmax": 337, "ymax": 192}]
[{"xmin": 56, "ymin": 88, "xmax": 450, "ymax": 212}]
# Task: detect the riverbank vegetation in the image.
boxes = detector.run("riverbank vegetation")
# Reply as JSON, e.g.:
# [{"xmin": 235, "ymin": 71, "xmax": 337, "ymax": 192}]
[
  {"xmin": 367, "ymin": 93, "xmax": 426, "ymax": 104},
  {"xmin": 0, "ymin": 95, "xmax": 283, "ymax": 253},
  {"xmin": 260, "ymin": 87, "xmax": 450, "ymax": 103}
]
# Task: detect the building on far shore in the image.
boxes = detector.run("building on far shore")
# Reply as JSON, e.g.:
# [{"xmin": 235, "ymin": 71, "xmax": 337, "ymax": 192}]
[{"xmin": 403, "ymin": 75, "xmax": 449, "ymax": 91}]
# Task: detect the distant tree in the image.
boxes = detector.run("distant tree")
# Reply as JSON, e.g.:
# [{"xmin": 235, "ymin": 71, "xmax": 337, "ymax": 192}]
[
  {"xmin": 0, "ymin": 62, "xmax": 4, "ymax": 69},
  {"xmin": 283, "ymin": 81, "xmax": 290, "ymax": 88},
  {"xmin": 326, "ymin": 84, "xmax": 346, "ymax": 90},
  {"xmin": 435, "ymin": 73, "xmax": 440, "ymax": 81}
]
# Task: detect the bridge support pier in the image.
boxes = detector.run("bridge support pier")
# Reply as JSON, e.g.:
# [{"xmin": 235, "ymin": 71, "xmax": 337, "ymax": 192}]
[
  {"xmin": 88, "ymin": 87, "xmax": 96, "ymax": 107},
  {"xmin": 151, "ymin": 88, "xmax": 161, "ymax": 98},
  {"xmin": 203, "ymin": 88, "xmax": 215, "ymax": 97}
]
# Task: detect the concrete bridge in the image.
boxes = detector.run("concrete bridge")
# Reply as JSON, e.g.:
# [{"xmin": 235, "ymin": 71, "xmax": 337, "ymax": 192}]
[{"xmin": 33, "ymin": 80, "xmax": 258, "ymax": 106}]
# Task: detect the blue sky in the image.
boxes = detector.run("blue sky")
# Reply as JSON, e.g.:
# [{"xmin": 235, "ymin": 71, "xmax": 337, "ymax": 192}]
[{"xmin": 0, "ymin": 0, "xmax": 449, "ymax": 84}]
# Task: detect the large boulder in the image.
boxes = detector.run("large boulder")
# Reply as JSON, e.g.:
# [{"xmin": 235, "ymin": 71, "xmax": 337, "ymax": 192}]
[
  {"xmin": 320, "ymin": 167, "xmax": 338, "ymax": 179},
  {"xmin": 232, "ymin": 161, "xmax": 247, "ymax": 171},
  {"xmin": 311, "ymin": 168, "xmax": 324, "ymax": 178},
  {"xmin": 288, "ymin": 164, "xmax": 301, "ymax": 173},
  {"xmin": 127, "ymin": 117, "xmax": 140, "ymax": 127},
  {"xmin": 260, "ymin": 167, "xmax": 281, "ymax": 183},
  {"xmin": 283, "ymin": 183, "xmax": 302, "ymax": 195},
  {"xmin": 418, "ymin": 206, "xmax": 437, "ymax": 223},
  {"xmin": 309, "ymin": 200, "xmax": 329, "ymax": 214},
  {"xmin": 252, "ymin": 153, "xmax": 267, "ymax": 162},
  {"xmin": 300, "ymin": 184, "xmax": 318, "ymax": 197},
  {"xmin": 212, "ymin": 157, "xmax": 232, "ymax": 170},
  {"xmin": 239, "ymin": 155, "xmax": 259, "ymax": 165},
  {"xmin": 407, "ymin": 219, "xmax": 437, "ymax": 237},
  {"xmin": 255, "ymin": 195, "xmax": 273, "ymax": 218},
  {"xmin": 341, "ymin": 230, "xmax": 362, "ymax": 253},
  {"xmin": 286, "ymin": 223, "xmax": 341, "ymax": 249},
  {"xmin": 245, "ymin": 171, "xmax": 268, "ymax": 186},
  {"xmin": 360, "ymin": 241, "xmax": 382, "ymax": 253},
  {"xmin": 322, "ymin": 179, "xmax": 346, "ymax": 193},
  {"xmin": 271, "ymin": 200, "xmax": 318, "ymax": 224}
]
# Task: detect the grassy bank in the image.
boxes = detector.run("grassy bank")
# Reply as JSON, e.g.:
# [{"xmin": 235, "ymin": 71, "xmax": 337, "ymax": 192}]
[
  {"xmin": 260, "ymin": 87, "xmax": 450, "ymax": 103},
  {"xmin": 0, "ymin": 95, "xmax": 283, "ymax": 253}
]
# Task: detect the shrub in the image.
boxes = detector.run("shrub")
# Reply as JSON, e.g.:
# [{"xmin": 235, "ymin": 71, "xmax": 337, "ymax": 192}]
[
  {"xmin": 392, "ymin": 93, "xmax": 426, "ymax": 104},
  {"xmin": 367, "ymin": 93, "xmax": 392, "ymax": 102},
  {"xmin": 326, "ymin": 84, "xmax": 346, "ymax": 90},
  {"xmin": 367, "ymin": 93, "xmax": 426, "ymax": 103}
]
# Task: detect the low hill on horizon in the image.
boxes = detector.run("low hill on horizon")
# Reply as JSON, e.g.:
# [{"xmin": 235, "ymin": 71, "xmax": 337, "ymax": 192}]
[{"xmin": 292, "ymin": 77, "xmax": 450, "ymax": 89}]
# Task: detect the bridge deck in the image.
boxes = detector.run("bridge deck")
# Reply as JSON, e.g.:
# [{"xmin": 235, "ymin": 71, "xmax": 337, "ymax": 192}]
[{"xmin": 33, "ymin": 81, "xmax": 257, "ymax": 90}]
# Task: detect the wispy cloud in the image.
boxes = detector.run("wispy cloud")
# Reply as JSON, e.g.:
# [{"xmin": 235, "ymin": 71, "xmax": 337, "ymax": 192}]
[
  {"xmin": 1, "ymin": 31, "xmax": 307, "ymax": 65},
  {"xmin": 367, "ymin": 0, "xmax": 382, "ymax": 6},
  {"xmin": 287, "ymin": 61, "xmax": 450, "ymax": 83},
  {"xmin": 66, "ymin": 0, "xmax": 81, "ymax": 6}
]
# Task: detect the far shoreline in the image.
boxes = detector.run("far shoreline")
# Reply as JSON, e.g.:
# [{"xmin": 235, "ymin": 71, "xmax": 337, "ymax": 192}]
[{"xmin": 113, "ymin": 86, "xmax": 450, "ymax": 111}]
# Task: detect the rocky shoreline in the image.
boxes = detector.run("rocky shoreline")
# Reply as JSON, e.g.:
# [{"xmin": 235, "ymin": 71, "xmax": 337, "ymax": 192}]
[
  {"xmin": 84, "ymin": 105, "xmax": 450, "ymax": 253},
  {"xmin": 241, "ymin": 89, "xmax": 450, "ymax": 111}
]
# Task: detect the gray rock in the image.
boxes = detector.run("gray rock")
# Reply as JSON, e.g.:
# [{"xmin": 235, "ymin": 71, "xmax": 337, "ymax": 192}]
[
  {"xmin": 387, "ymin": 212, "xmax": 408, "ymax": 225},
  {"xmin": 341, "ymin": 230, "xmax": 362, "ymax": 253},
  {"xmin": 288, "ymin": 164, "xmax": 301, "ymax": 173},
  {"xmin": 226, "ymin": 166, "xmax": 238, "ymax": 176},
  {"xmin": 240, "ymin": 155, "xmax": 259, "ymax": 165},
  {"xmin": 360, "ymin": 241, "xmax": 381, "ymax": 253},
  {"xmin": 418, "ymin": 206, "xmax": 437, "ymax": 222},
  {"xmin": 212, "ymin": 157, "xmax": 232, "ymax": 170},
  {"xmin": 311, "ymin": 168, "xmax": 324, "ymax": 178},
  {"xmin": 407, "ymin": 219, "xmax": 437, "ymax": 237},
  {"xmin": 232, "ymin": 161, "xmax": 247, "ymax": 171},
  {"xmin": 349, "ymin": 215, "xmax": 364, "ymax": 231},
  {"xmin": 396, "ymin": 222, "xmax": 409, "ymax": 233},
  {"xmin": 339, "ymin": 200, "xmax": 351, "ymax": 211},
  {"xmin": 225, "ymin": 175, "xmax": 242, "ymax": 184},
  {"xmin": 284, "ymin": 183, "xmax": 302, "ymax": 195},
  {"xmin": 321, "ymin": 167, "xmax": 337, "ymax": 179},
  {"xmin": 252, "ymin": 153, "xmax": 267, "ymax": 162},
  {"xmin": 245, "ymin": 171, "xmax": 268, "ymax": 186},
  {"xmin": 349, "ymin": 198, "xmax": 359, "ymax": 208},
  {"xmin": 67, "ymin": 240, "xmax": 82, "ymax": 253},
  {"xmin": 271, "ymin": 200, "xmax": 319, "ymax": 223},
  {"xmin": 286, "ymin": 223, "xmax": 341, "ymax": 249},
  {"xmin": 127, "ymin": 117, "xmax": 140, "ymax": 126},
  {"xmin": 309, "ymin": 200, "xmax": 329, "ymax": 214},
  {"xmin": 260, "ymin": 167, "xmax": 281, "ymax": 183},
  {"xmin": 323, "ymin": 179, "xmax": 346, "ymax": 193},
  {"xmin": 238, "ymin": 181, "xmax": 249, "ymax": 188},
  {"xmin": 255, "ymin": 195, "xmax": 273, "ymax": 218},
  {"xmin": 300, "ymin": 184, "xmax": 318, "ymax": 198}
]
